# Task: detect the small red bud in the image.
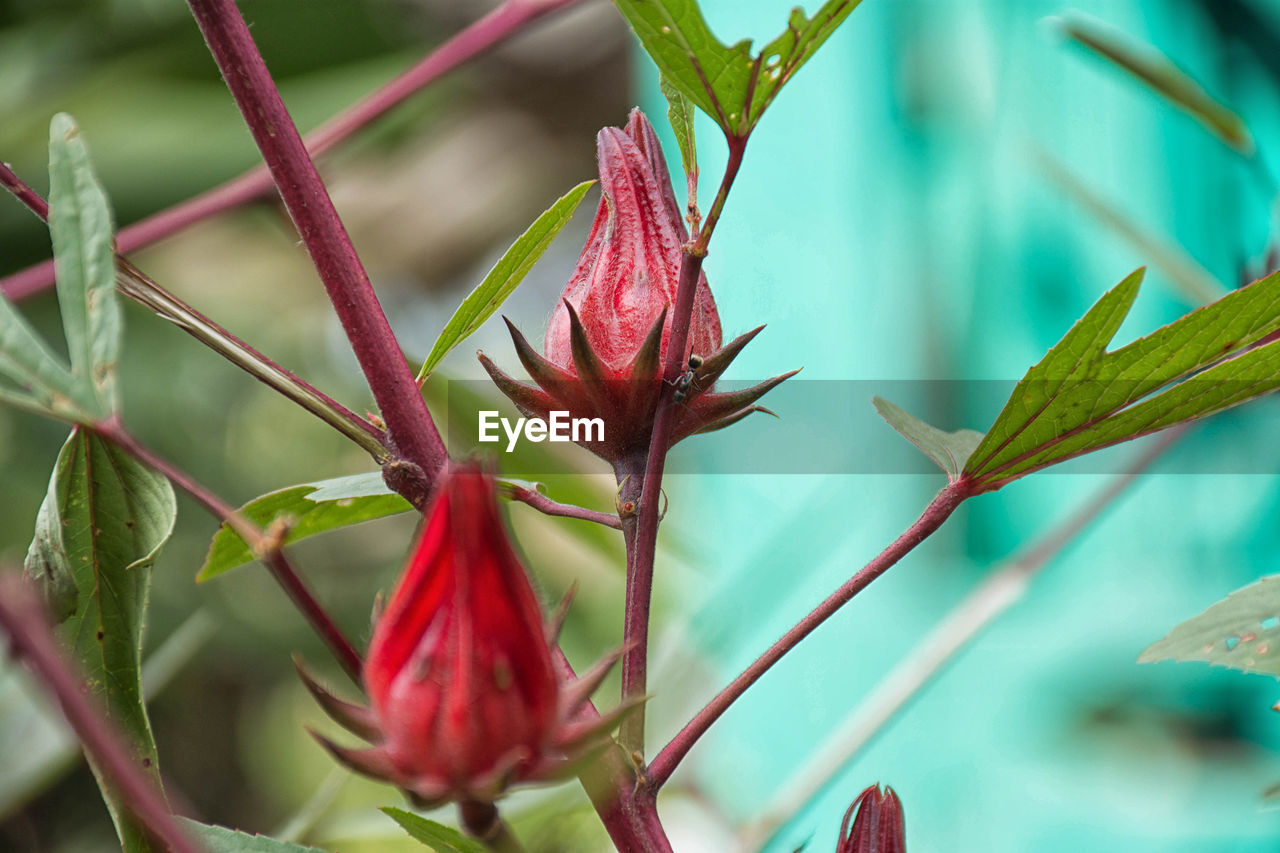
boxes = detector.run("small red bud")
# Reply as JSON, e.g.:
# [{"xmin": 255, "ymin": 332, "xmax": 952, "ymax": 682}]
[{"xmin": 836, "ymin": 784, "xmax": 906, "ymax": 853}]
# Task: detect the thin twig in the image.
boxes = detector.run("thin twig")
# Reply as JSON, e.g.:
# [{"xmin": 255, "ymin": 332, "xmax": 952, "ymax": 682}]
[
  {"xmin": 645, "ymin": 480, "xmax": 972, "ymax": 790},
  {"xmin": 0, "ymin": 162, "xmax": 391, "ymax": 461},
  {"xmin": 0, "ymin": 0, "xmax": 590, "ymax": 302},
  {"xmin": 508, "ymin": 484, "xmax": 622, "ymax": 529},
  {"xmin": 0, "ymin": 576, "xmax": 200, "ymax": 853},
  {"xmin": 186, "ymin": 0, "xmax": 447, "ymax": 508},
  {"xmin": 94, "ymin": 418, "xmax": 363, "ymax": 682},
  {"xmin": 745, "ymin": 429, "xmax": 1184, "ymax": 846}
]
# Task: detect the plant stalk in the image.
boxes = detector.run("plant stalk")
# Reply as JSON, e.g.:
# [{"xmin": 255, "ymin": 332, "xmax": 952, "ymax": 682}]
[
  {"xmin": 94, "ymin": 419, "xmax": 363, "ymax": 682},
  {"xmin": 185, "ymin": 0, "xmax": 447, "ymax": 508},
  {"xmin": 0, "ymin": 0, "xmax": 589, "ymax": 302},
  {"xmin": 645, "ymin": 479, "xmax": 971, "ymax": 790},
  {"xmin": 0, "ymin": 162, "xmax": 390, "ymax": 462},
  {"xmin": 617, "ymin": 137, "xmax": 748, "ymax": 759},
  {"xmin": 0, "ymin": 576, "xmax": 200, "ymax": 853}
]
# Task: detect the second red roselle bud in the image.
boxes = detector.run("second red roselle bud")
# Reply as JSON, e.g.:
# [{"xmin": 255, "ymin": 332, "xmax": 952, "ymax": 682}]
[
  {"xmin": 479, "ymin": 109, "xmax": 796, "ymax": 468},
  {"xmin": 837, "ymin": 784, "xmax": 907, "ymax": 853},
  {"xmin": 298, "ymin": 464, "xmax": 635, "ymax": 807}
]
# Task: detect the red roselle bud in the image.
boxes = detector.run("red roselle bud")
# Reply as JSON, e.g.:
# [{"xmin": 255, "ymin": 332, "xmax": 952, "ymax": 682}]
[
  {"xmin": 479, "ymin": 109, "xmax": 797, "ymax": 468},
  {"xmin": 837, "ymin": 784, "xmax": 907, "ymax": 853},
  {"xmin": 298, "ymin": 463, "xmax": 635, "ymax": 807},
  {"xmin": 545, "ymin": 108, "xmax": 721, "ymax": 373}
]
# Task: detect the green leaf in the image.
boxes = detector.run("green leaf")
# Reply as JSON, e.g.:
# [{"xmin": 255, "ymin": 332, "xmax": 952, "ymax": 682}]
[
  {"xmin": 1139, "ymin": 576, "xmax": 1280, "ymax": 678},
  {"xmin": 302, "ymin": 471, "xmax": 396, "ymax": 502},
  {"xmin": 178, "ymin": 819, "xmax": 330, "ymax": 852},
  {"xmin": 48, "ymin": 113, "xmax": 121, "ymax": 416},
  {"xmin": 1055, "ymin": 13, "xmax": 1253, "ymax": 155},
  {"xmin": 0, "ymin": 295, "xmax": 88, "ymax": 420},
  {"xmin": 197, "ymin": 475, "xmax": 413, "ymax": 581},
  {"xmin": 381, "ymin": 807, "xmax": 487, "ymax": 853},
  {"xmin": 614, "ymin": 0, "xmax": 863, "ymax": 138},
  {"xmin": 963, "ymin": 267, "xmax": 1280, "ymax": 491},
  {"xmin": 0, "ymin": 612, "xmax": 214, "ymax": 819},
  {"xmin": 23, "ymin": 427, "xmax": 176, "ymax": 851},
  {"xmin": 872, "ymin": 396, "xmax": 985, "ymax": 483},
  {"xmin": 416, "ymin": 180, "xmax": 595, "ymax": 382},
  {"xmin": 660, "ymin": 73, "xmax": 698, "ymax": 181},
  {"xmin": 197, "ymin": 471, "xmax": 555, "ymax": 581}
]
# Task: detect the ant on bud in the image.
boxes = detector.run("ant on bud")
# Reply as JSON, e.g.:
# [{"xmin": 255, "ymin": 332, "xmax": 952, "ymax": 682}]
[{"xmin": 672, "ymin": 353, "xmax": 704, "ymax": 405}]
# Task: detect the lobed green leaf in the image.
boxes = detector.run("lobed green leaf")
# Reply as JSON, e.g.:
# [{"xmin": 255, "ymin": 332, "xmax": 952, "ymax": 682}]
[
  {"xmin": 615, "ymin": 0, "xmax": 862, "ymax": 138},
  {"xmin": 416, "ymin": 180, "xmax": 594, "ymax": 382},
  {"xmin": 1140, "ymin": 576, "xmax": 1280, "ymax": 678},
  {"xmin": 963, "ymin": 267, "xmax": 1280, "ymax": 490}
]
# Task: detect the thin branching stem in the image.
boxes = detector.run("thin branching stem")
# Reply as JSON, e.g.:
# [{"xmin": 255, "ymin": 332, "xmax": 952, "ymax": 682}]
[
  {"xmin": 94, "ymin": 418, "xmax": 363, "ymax": 682},
  {"xmin": 618, "ymin": 136, "xmax": 747, "ymax": 757},
  {"xmin": 0, "ymin": 163, "xmax": 390, "ymax": 462},
  {"xmin": 0, "ymin": 0, "xmax": 589, "ymax": 302},
  {"xmin": 186, "ymin": 0, "xmax": 446, "ymax": 508},
  {"xmin": 646, "ymin": 480, "xmax": 972, "ymax": 790}
]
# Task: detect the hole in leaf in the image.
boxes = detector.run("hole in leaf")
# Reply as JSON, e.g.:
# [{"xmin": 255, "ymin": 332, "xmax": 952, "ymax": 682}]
[
  {"xmin": 1262, "ymin": 616, "xmax": 1279, "ymax": 631},
  {"xmin": 1226, "ymin": 636, "xmax": 1240, "ymax": 651}
]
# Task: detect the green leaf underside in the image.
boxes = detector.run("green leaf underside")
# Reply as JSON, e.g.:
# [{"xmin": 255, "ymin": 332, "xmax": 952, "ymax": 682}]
[
  {"xmin": 615, "ymin": 0, "xmax": 862, "ymax": 137},
  {"xmin": 0, "ymin": 114, "xmax": 121, "ymax": 422},
  {"xmin": 197, "ymin": 477, "xmax": 413, "ymax": 582},
  {"xmin": 1140, "ymin": 576, "xmax": 1280, "ymax": 678},
  {"xmin": 962, "ymin": 267, "xmax": 1280, "ymax": 490},
  {"xmin": 48, "ymin": 113, "xmax": 121, "ymax": 417},
  {"xmin": 416, "ymin": 180, "xmax": 595, "ymax": 381},
  {"xmin": 660, "ymin": 73, "xmax": 698, "ymax": 180},
  {"xmin": 382, "ymin": 807, "xmax": 487, "ymax": 853},
  {"xmin": 198, "ymin": 472, "xmax": 549, "ymax": 580},
  {"xmin": 1057, "ymin": 14, "xmax": 1253, "ymax": 154},
  {"xmin": 872, "ymin": 396, "xmax": 985, "ymax": 483},
  {"xmin": 24, "ymin": 428, "xmax": 176, "ymax": 851},
  {"xmin": 178, "ymin": 819, "xmax": 329, "ymax": 852}
]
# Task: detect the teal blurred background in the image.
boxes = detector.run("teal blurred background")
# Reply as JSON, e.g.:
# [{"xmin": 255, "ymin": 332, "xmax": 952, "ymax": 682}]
[{"xmin": 3, "ymin": 0, "xmax": 1280, "ymax": 851}]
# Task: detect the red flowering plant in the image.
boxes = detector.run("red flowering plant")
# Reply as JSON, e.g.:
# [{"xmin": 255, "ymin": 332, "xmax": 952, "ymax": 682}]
[
  {"xmin": 479, "ymin": 108, "xmax": 796, "ymax": 473},
  {"xmin": 4, "ymin": 2, "xmax": 1280, "ymax": 853},
  {"xmin": 297, "ymin": 463, "xmax": 634, "ymax": 809},
  {"xmin": 836, "ymin": 785, "xmax": 907, "ymax": 853}
]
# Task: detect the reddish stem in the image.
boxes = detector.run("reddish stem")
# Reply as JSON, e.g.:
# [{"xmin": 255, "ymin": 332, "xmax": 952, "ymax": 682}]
[
  {"xmin": 552, "ymin": 649, "xmax": 675, "ymax": 853},
  {"xmin": 508, "ymin": 485, "xmax": 622, "ymax": 529},
  {"xmin": 1, "ymin": 162, "xmax": 390, "ymax": 461},
  {"xmin": 645, "ymin": 480, "xmax": 972, "ymax": 790},
  {"xmin": 0, "ymin": 576, "xmax": 200, "ymax": 853},
  {"xmin": 0, "ymin": 0, "xmax": 588, "ymax": 302},
  {"xmin": 185, "ymin": 0, "xmax": 446, "ymax": 508},
  {"xmin": 95, "ymin": 419, "xmax": 363, "ymax": 683},
  {"xmin": 618, "ymin": 137, "xmax": 747, "ymax": 757}
]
